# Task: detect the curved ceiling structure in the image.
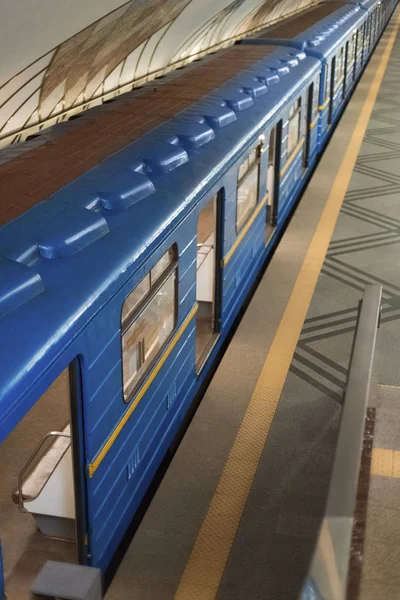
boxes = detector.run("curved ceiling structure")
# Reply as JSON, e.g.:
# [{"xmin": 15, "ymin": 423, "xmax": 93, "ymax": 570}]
[{"xmin": 0, "ymin": 0, "xmax": 318, "ymax": 146}]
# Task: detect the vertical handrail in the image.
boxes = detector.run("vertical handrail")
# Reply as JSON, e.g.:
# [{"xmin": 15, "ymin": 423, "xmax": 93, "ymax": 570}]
[
  {"xmin": 17, "ymin": 430, "xmax": 71, "ymax": 512},
  {"xmin": 300, "ymin": 284, "xmax": 382, "ymax": 600}
]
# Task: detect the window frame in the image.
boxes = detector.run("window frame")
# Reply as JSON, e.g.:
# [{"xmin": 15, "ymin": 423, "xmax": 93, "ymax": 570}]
[
  {"xmin": 287, "ymin": 97, "xmax": 302, "ymax": 157},
  {"xmin": 351, "ymin": 32, "xmax": 357, "ymax": 67},
  {"xmin": 121, "ymin": 245, "xmax": 178, "ymax": 403},
  {"xmin": 336, "ymin": 46, "xmax": 345, "ymax": 83},
  {"xmin": 235, "ymin": 142, "xmax": 262, "ymax": 233},
  {"xmin": 324, "ymin": 64, "xmax": 330, "ymax": 102}
]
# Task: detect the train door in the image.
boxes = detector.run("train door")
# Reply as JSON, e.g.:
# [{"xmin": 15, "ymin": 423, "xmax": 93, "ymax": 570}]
[
  {"xmin": 0, "ymin": 362, "xmax": 88, "ymax": 599},
  {"xmin": 363, "ymin": 20, "xmax": 368, "ymax": 61},
  {"xmin": 328, "ymin": 55, "xmax": 336, "ymax": 125},
  {"xmin": 304, "ymin": 83, "xmax": 314, "ymax": 168},
  {"xmin": 353, "ymin": 32, "xmax": 358, "ymax": 80},
  {"xmin": 343, "ymin": 41, "xmax": 349, "ymax": 98},
  {"xmin": 366, "ymin": 17, "xmax": 371, "ymax": 54},
  {"xmin": 196, "ymin": 192, "xmax": 222, "ymax": 370},
  {"xmin": 266, "ymin": 122, "xmax": 281, "ymax": 243}
]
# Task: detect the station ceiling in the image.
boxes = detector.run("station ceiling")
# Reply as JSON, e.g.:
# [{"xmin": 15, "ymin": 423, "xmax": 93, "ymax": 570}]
[{"xmin": 0, "ymin": 0, "xmax": 316, "ymax": 142}]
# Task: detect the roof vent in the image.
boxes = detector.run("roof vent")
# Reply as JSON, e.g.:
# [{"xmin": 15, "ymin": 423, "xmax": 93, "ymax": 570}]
[
  {"xmin": 225, "ymin": 91, "xmax": 254, "ymax": 111},
  {"xmin": 202, "ymin": 105, "xmax": 236, "ymax": 129},
  {"xmin": 99, "ymin": 170, "xmax": 155, "ymax": 211},
  {"xmin": 144, "ymin": 142, "xmax": 188, "ymax": 175},
  {"xmin": 257, "ymin": 72, "xmax": 280, "ymax": 86},
  {"xmin": 34, "ymin": 205, "xmax": 109, "ymax": 259},
  {"xmin": 269, "ymin": 64, "xmax": 290, "ymax": 76},
  {"xmin": 178, "ymin": 122, "xmax": 215, "ymax": 150},
  {"xmin": 241, "ymin": 77, "xmax": 268, "ymax": 98},
  {"xmin": 280, "ymin": 57, "xmax": 299, "ymax": 68},
  {"xmin": 0, "ymin": 257, "xmax": 45, "ymax": 319},
  {"xmin": 290, "ymin": 51, "xmax": 306, "ymax": 61}
]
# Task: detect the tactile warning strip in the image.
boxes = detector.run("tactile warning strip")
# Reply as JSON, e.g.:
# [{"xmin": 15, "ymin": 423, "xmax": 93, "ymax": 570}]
[
  {"xmin": 174, "ymin": 16, "xmax": 400, "ymax": 600},
  {"xmin": 371, "ymin": 447, "xmax": 400, "ymax": 478}
]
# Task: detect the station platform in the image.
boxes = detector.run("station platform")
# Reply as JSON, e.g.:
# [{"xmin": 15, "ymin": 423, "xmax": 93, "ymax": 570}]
[{"xmin": 104, "ymin": 10, "xmax": 400, "ymax": 600}]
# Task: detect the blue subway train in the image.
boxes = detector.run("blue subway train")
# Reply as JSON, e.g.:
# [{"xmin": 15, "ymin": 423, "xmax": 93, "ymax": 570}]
[{"xmin": 0, "ymin": 0, "xmax": 395, "ymax": 594}]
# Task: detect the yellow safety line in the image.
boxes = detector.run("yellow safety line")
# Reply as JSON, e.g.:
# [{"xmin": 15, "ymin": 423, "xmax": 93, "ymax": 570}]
[
  {"xmin": 223, "ymin": 195, "xmax": 268, "ymax": 266},
  {"xmin": 174, "ymin": 17, "xmax": 400, "ymax": 600},
  {"xmin": 88, "ymin": 304, "xmax": 198, "ymax": 477},
  {"xmin": 309, "ymin": 114, "xmax": 319, "ymax": 130},
  {"xmin": 280, "ymin": 138, "xmax": 305, "ymax": 177},
  {"xmin": 371, "ymin": 448, "xmax": 400, "ymax": 477}
]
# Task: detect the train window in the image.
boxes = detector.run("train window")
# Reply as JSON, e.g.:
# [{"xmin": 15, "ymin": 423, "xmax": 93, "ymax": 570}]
[
  {"xmin": 287, "ymin": 98, "xmax": 301, "ymax": 156},
  {"xmin": 122, "ymin": 245, "xmax": 177, "ymax": 401},
  {"xmin": 351, "ymin": 33, "xmax": 357, "ymax": 63},
  {"xmin": 324, "ymin": 65, "xmax": 329, "ymax": 101},
  {"xmin": 236, "ymin": 143, "xmax": 262, "ymax": 232},
  {"xmin": 121, "ymin": 277, "xmax": 151, "ymax": 324},
  {"xmin": 313, "ymin": 80, "xmax": 319, "ymax": 116},
  {"xmin": 328, "ymin": 56, "xmax": 336, "ymax": 125},
  {"xmin": 337, "ymin": 47, "xmax": 345, "ymax": 82}
]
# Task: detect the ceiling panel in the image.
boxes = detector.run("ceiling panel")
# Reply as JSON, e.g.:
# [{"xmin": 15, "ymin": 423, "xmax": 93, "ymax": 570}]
[{"xmin": 0, "ymin": 0, "xmax": 318, "ymax": 144}]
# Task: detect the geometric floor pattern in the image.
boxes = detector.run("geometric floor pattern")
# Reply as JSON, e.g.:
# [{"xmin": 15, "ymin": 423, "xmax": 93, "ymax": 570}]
[{"xmin": 291, "ymin": 40, "xmax": 400, "ymax": 403}]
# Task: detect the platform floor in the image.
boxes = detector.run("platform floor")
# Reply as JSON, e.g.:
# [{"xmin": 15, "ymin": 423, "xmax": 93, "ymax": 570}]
[{"xmin": 103, "ymin": 11, "xmax": 400, "ymax": 600}]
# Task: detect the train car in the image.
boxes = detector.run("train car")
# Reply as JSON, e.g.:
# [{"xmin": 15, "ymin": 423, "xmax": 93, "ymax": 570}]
[
  {"xmin": 0, "ymin": 43, "xmax": 321, "ymax": 594},
  {"xmin": 241, "ymin": 0, "xmax": 390, "ymax": 150},
  {"xmin": 0, "ymin": 0, "xmax": 394, "ymax": 595}
]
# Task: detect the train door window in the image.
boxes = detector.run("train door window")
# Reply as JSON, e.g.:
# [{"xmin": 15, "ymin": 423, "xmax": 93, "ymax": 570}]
[
  {"xmin": 323, "ymin": 63, "xmax": 330, "ymax": 104},
  {"xmin": 359, "ymin": 25, "xmax": 364, "ymax": 61},
  {"xmin": 267, "ymin": 127, "xmax": 276, "ymax": 213},
  {"xmin": 266, "ymin": 123, "xmax": 281, "ymax": 243},
  {"xmin": 328, "ymin": 56, "xmax": 336, "ymax": 125},
  {"xmin": 236, "ymin": 143, "xmax": 262, "ymax": 232},
  {"xmin": 196, "ymin": 193, "xmax": 222, "ymax": 369},
  {"xmin": 337, "ymin": 47, "xmax": 345, "ymax": 84},
  {"xmin": 0, "ymin": 363, "xmax": 84, "ymax": 599},
  {"xmin": 122, "ymin": 246, "xmax": 177, "ymax": 401},
  {"xmin": 351, "ymin": 32, "xmax": 357, "ymax": 77},
  {"xmin": 343, "ymin": 42, "xmax": 349, "ymax": 98},
  {"xmin": 304, "ymin": 84, "xmax": 313, "ymax": 167},
  {"xmin": 288, "ymin": 97, "xmax": 301, "ymax": 156}
]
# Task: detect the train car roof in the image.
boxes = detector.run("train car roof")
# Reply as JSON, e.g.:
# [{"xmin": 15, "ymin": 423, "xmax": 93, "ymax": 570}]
[
  {"xmin": 324, "ymin": 0, "xmax": 381, "ymax": 8},
  {"xmin": 0, "ymin": 44, "xmax": 320, "ymax": 438},
  {"xmin": 357, "ymin": 0, "xmax": 383, "ymax": 9},
  {"xmin": 245, "ymin": 3, "xmax": 366, "ymax": 59},
  {"xmin": 294, "ymin": 5, "xmax": 366, "ymax": 57},
  {"xmin": 254, "ymin": 2, "xmax": 352, "ymax": 38}
]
